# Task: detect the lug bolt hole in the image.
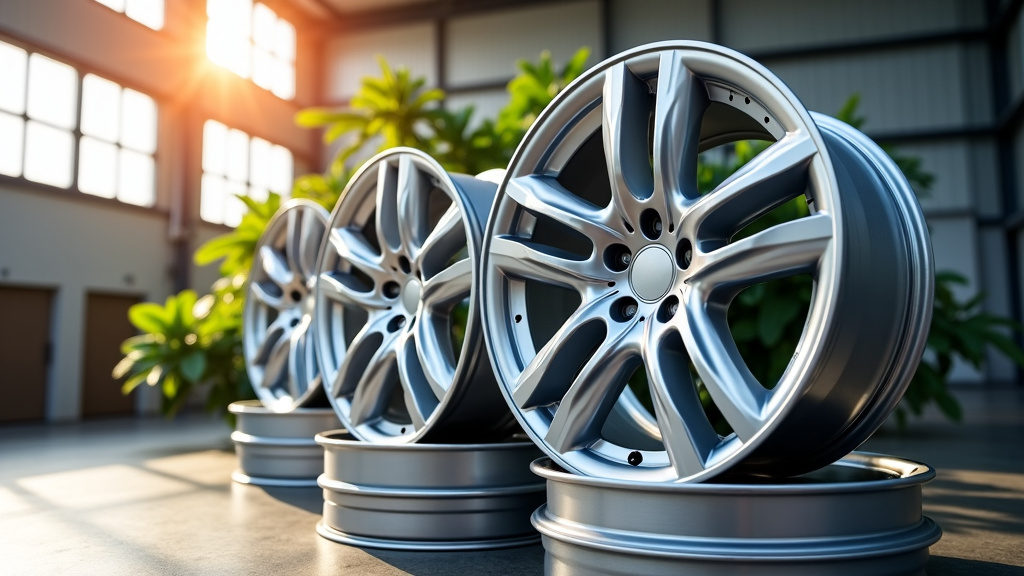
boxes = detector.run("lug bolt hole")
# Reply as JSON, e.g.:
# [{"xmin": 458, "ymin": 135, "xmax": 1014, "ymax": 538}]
[
  {"xmin": 400, "ymin": 427, "xmax": 407, "ymax": 434},
  {"xmin": 289, "ymin": 318, "xmax": 299, "ymax": 327},
  {"xmin": 604, "ymin": 244, "xmax": 632, "ymax": 272},
  {"xmin": 383, "ymin": 281, "xmax": 401, "ymax": 298},
  {"xmin": 658, "ymin": 295, "xmax": 680, "ymax": 322},
  {"xmin": 514, "ymin": 314, "xmax": 522, "ymax": 323},
  {"xmin": 290, "ymin": 290, "xmax": 302, "ymax": 302},
  {"xmin": 677, "ymin": 238, "xmax": 693, "ymax": 270},
  {"xmin": 640, "ymin": 209, "xmax": 662, "ymax": 240},
  {"xmin": 398, "ymin": 256, "xmax": 412, "ymax": 274},
  {"xmin": 612, "ymin": 297, "xmax": 639, "ymax": 322},
  {"xmin": 628, "ymin": 451, "xmax": 643, "ymax": 466},
  {"xmin": 387, "ymin": 316, "xmax": 406, "ymax": 333}
]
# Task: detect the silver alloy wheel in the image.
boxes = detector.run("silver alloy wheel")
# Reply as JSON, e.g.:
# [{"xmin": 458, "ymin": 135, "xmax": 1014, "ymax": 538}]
[
  {"xmin": 480, "ymin": 41, "xmax": 933, "ymax": 482},
  {"xmin": 314, "ymin": 148, "xmax": 514, "ymax": 443},
  {"xmin": 532, "ymin": 453, "xmax": 941, "ymax": 575},
  {"xmin": 244, "ymin": 199, "xmax": 330, "ymax": 412},
  {"xmin": 316, "ymin": 430, "xmax": 544, "ymax": 550}
]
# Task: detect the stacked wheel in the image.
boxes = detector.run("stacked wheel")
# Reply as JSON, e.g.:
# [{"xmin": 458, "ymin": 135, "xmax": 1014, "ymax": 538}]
[
  {"xmin": 243, "ymin": 199, "xmax": 331, "ymax": 411},
  {"xmin": 479, "ymin": 40, "xmax": 933, "ymax": 482}
]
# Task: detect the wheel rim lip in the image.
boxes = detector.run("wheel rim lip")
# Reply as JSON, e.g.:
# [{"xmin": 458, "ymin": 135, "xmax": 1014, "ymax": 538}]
[
  {"xmin": 530, "ymin": 451, "xmax": 935, "ymax": 493},
  {"xmin": 314, "ymin": 147, "xmax": 488, "ymax": 443},
  {"xmin": 480, "ymin": 40, "xmax": 845, "ymax": 482},
  {"xmin": 315, "ymin": 428, "xmax": 539, "ymax": 452},
  {"xmin": 243, "ymin": 199, "xmax": 330, "ymax": 412}
]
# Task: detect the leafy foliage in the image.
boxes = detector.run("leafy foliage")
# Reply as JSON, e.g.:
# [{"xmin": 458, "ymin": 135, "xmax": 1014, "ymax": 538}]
[{"xmin": 114, "ymin": 279, "xmax": 253, "ymax": 421}]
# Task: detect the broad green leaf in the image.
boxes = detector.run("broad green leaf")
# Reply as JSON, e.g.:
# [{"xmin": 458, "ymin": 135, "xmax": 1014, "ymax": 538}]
[
  {"xmin": 129, "ymin": 303, "xmax": 170, "ymax": 334},
  {"xmin": 180, "ymin": 350, "xmax": 207, "ymax": 384}
]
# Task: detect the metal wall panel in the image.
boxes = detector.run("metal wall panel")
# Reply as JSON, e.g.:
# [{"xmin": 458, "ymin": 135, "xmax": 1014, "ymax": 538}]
[
  {"xmin": 445, "ymin": 1, "xmax": 602, "ymax": 87},
  {"xmin": 324, "ymin": 22, "xmax": 436, "ymax": 101},
  {"xmin": 896, "ymin": 141, "xmax": 977, "ymax": 213},
  {"xmin": 765, "ymin": 44, "xmax": 972, "ymax": 133},
  {"xmin": 1010, "ymin": 11, "xmax": 1024, "ymax": 105},
  {"xmin": 719, "ymin": 0, "xmax": 983, "ymax": 53},
  {"xmin": 608, "ymin": 0, "xmax": 712, "ymax": 55},
  {"xmin": 445, "ymin": 89, "xmax": 509, "ymax": 131},
  {"xmin": 978, "ymin": 228, "xmax": 1017, "ymax": 382}
]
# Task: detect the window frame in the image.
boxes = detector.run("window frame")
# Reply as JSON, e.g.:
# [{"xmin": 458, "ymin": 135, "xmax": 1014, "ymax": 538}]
[{"xmin": 0, "ymin": 35, "xmax": 163, "ymax": 214}]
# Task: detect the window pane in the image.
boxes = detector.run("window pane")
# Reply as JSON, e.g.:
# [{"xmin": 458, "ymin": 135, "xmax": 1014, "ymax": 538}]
[
  {"xmin": 226, "ymin": 128, "xmax": 248, "ymax": 182},
  {"xmin": 249, "ymin": 137, "xmax": 271, "ymax": 188},
  {"xmin": 0, "ymin": 41, "xmax": 28, "ymax": 114},
  {"xmin": 93, "ymin": 0, "xmax": 126, "ymax": 11},
  {"xmin": 201, "ymin": 173, "xmax": 226, "ymax": 224},
  {"xmin": 249, "ymin": 185, "xmax": 269, "ymax": 203},
  {"xmin": 206, "ymin": 20, "xmax": 251, "ymax": 78},
  {"xmin": 269, "ymin": 144, "xmax": 292, "ymax": 195},
  {"xmin": 24, "ymin": 120, "xmax": 73, "ymax": 188},
  {"xmin": 26, "ymin": 54, "xmax": 78, "ymax": 129},
  {"xmin": 121, "ymin": 88, "xmax": 157, "ymax": 153},
  {"xmin": 252, "ymin": 48, "xmax": 274, "ymax": 90},
  {"xmin": 273, "ymin": 19, "xmax": 296, "ymax": 62},
  {"xmin": 271, "ymin": 59, "xmax": 295, "ymax": 101},
  {"xmin": 78, "ymin": 136, "xmax": 118, "ymax": 198},
  {"xmin": 202, "ymin": 120, "xmax": 227, "ymax": 174},
  {"xmin": 125, "ymin": 0, "xmax": 164, "ymax": 30},
  {"xmin": 81, "ymin": 74, "xmax": 121, "ymax": 142},
  {"xmin": 0, "ymin": 112, "xmax": 24, "ymax": 177},
  {"xmin": 224, "ymin": 179, "xmax": 247, "ymax": 227},
  {"xmin": 252, "ymin": 3, "xmax": 276, "ymax": 51},
  {"xmin": 118, "ymin": 148, "xmax": 155, "ymax": 206}
]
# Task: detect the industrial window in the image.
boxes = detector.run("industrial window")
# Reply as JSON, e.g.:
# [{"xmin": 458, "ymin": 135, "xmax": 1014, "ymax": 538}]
[
  {"xmin": 201, "ymin": 119, "xmax": 293, "ymax": 227},
  {"xmin": 91, "ymin": 0, "xmax": 165, "ymax": 31},
  {"xmin": 0, "ymin": 39, "xmax": 158, "ymax": 207},
  {"xmin": 206, "ymin": 0, "xmax": 296, "ymax": 100}
]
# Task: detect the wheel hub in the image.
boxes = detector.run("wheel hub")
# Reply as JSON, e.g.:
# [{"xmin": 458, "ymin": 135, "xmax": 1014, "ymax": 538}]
[
  {"xmin": 402, "ymin": 278, "xmax": 421, "ymax": 315},
  {"xmin": 629, "ymin": 245, "xmax": 675, "ymax": 303}
]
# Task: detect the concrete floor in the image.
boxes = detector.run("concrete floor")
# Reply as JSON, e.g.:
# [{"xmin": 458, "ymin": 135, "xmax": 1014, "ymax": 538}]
[{"xmin": 0, "ymin": 388, "xmax": 1022, "ymax": 575}]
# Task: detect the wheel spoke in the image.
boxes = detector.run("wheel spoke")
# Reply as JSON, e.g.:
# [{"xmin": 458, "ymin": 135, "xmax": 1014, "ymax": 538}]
[
  {"xmin": 397, "ymin": 154, "xmax": 431, "ymax": 260},
  {"xmin": 249, "ymin": 281, "xmax": 284, "ymax": 310},
  {"xmin": 259, "ymin": 329, "xmax": 290, "ymax": 390},
  {"xmin": 689, "ymin": 212, "xmax": 832, "ymax": 294},
  {"xmin": 513, "ymin": 292, "xmax": 618, "ymax": 410},
  {"xmin": 603, "ymin": 61, "xmax": 654, "ymax": 228},
  {"xmin": 490, "ymin": 235, "xmax": 610, "ymax": 292},
  {"xmin": 415, "ymin": 308, "xmax": 456, "ymax": 399},
  {"xmin": 327, "ymin": 228, "xmax": 390, "ymax": 284},
  {"xmin": 319, "ymin": 271, "xmax": 388, "ymax": 310},
  {"xmin": 680, "ymin": 291, "xmax": 766, "ymax": 441},
  {"xmin": 421, "ymin": 258, "xmax": 472, "ymax": 311},
  {"xmin": 506, "ymin": 175, "xmax": 624, "ymax": 247},
  {"xmin": 252, "ymin": 315, "xmax": 290, "ymax": 366},
  {"xmin": 375, "ymin": 159, "xmax": 402, "ymax": 252},
  {"xmin": 688, "ymin": 132, "xmax": 817, "ymax": 241},
  {"xmin": 297, "ymin": 208, "xmax": 322, "ymax": 278},
  {"xmin": 348, "ymin": 334, "xmax": 401, "ymax": 427},
  {"xmin": 284, "ymin": 209, "xmax": 305, "ymax": 278},
  {"xmin": 395, "ymin": 331, "xmax": 443, "ymax": 430},
  {"xmin": 286, "ymin": 319, "xmax": 310, "ymax": 398},
  {"xmin": 644, "ymin": 318, "xmax": 719, "ymax": 476},
  {"xmin": 260, "ymin": 245, "xmax": 294, "ymax": 288},
  {"xmin": 418, "ymin": 204, "xmax": 465, "ymax": 278},
  {"xmin": 652, "ymin": 51, "xmax": 708, "ymax": 210},
  {"xmin": 331, "ymin": 312, "xmax": 392, "ymax": 398},
  {"xmin": 545, "ymin": 318, "xmax": 643, "ymax": 453}
]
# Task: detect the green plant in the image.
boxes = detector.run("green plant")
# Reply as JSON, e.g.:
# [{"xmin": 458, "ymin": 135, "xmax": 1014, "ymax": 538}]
[{"xmin": 114, "ymin": 278, "xmax": 253, "ymax": 421}]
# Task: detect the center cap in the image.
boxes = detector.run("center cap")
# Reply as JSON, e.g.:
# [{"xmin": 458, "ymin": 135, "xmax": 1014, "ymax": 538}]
[
  {"xmin": 402, "ymin": 279, "xmax": 422, "ymax": 315},
  {"xmin": 629, "ymin": 245, "xmax": 675, "ymax": 302}
]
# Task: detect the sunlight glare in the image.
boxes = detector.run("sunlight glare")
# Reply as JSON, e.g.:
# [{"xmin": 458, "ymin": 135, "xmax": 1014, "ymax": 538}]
[
  {"xmin": 200, "ymin": 173, "xmax": 226, "ymax": 224},
  {"xmin": 125, "ymin": 0, "xmax": 164, "ymax": 30}
]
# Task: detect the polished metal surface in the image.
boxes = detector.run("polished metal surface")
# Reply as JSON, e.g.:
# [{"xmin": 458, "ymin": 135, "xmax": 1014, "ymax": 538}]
[
  {"xmin": 533, "ymin": 452, "xmax": 941, "ymax": 575},
  {"xmin": 315, "ymin": 430, "xmax": 545, "ymax": 550},
  {"xmin": 314, "ymin": 148, "xmax": 515, "ymax": 443},
  {"xmin": 480, "ymin": 40, "xmax": 933, "ymax": 482},
  {"xmin": 243, "ymin": 200, "xmax": 331, "ymax": 412},
  {"xmin": 229, "ymin": 400, "xmax": 341, "ymax": 487}
]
